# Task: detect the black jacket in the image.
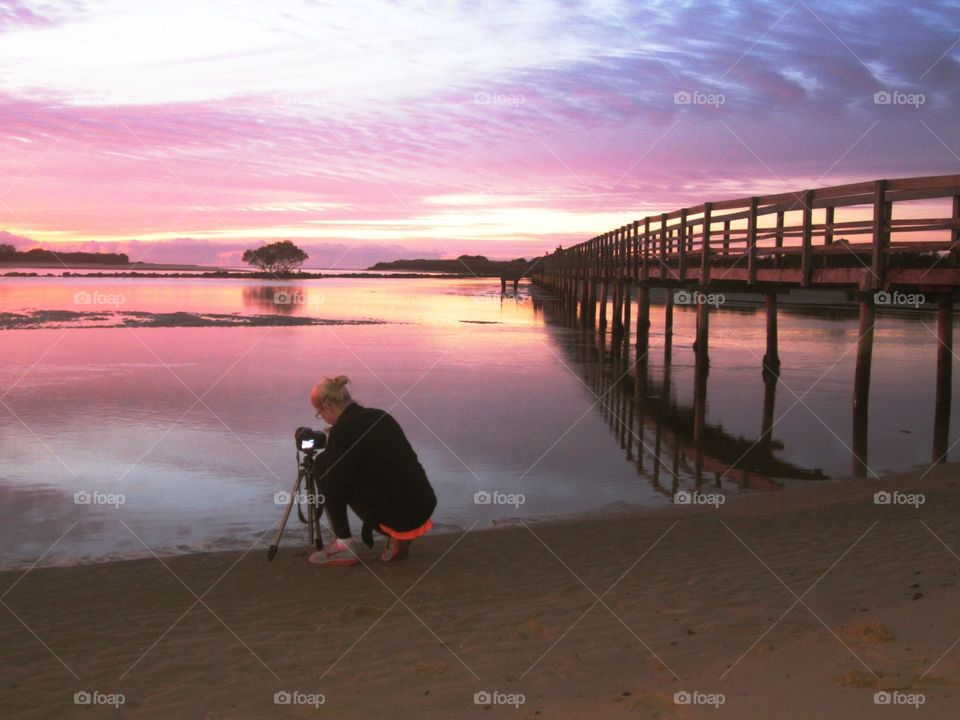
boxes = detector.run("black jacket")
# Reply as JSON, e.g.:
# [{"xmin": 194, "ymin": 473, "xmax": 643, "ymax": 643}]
[{"xmin": 317, "ymin": 403, "xmax": 436, "ymax": 532}]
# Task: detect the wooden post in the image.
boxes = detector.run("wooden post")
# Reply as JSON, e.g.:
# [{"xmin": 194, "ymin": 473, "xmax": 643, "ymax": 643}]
[
  {"xmin": 952, "ymin": 195, "xmax": 960, "ymax": 267},
  {"xmin": 660, "ymin": 213, "xmax": 669, "ymax": 279},
  {"xmin": 870, "ymin": 180, "xmax": 890, "ymax": 291},
  {"xmin": 747, "ymin": 197, "xmax": 759, "ymax": 285},
  {"xmin": 761, "ymin": 369, "xmax": 778, "ymax": 447},
  {"xmin": 700, "ymin": 202, "xmax": 712, "ymax": 285},
  {"xmin": 612, "ymin": 229, "xmax": 624, "ymax": 335},
  {"xmin": 622, "ymin": 280, "xmax": 632, "ymax": 344},
  {"xmin": 933, "ymin": 297, "xmax": 954, "ymax": 463},
  {"xmin": 800, "ymin": 189, "xmax": 814, "ymax": 286},
  {"xmin": 580, "ymin": 244, "xmax": 591, "ymax": 325},
  {"xmin": 642, "ymin": 217, "xmax": 651, "ymax": 281},
  {"xmin": 763, "ymin": 292, "xmax": 780, "ymax": 376},
  {"xmin": 695, "ymin": 295, "xmax": 710, "ymax": 364},
  {"xmin": 678, "ymin": 209, "xmax": 688, "ymax": 281},
  {"xmin": 632, "ymin": 349, "xmax": 646, "ymax": 470},
  {"xmin": 587, "ymin": 239, "xmax": 597, "ymax": 326},
  {"xmin": 775, "ymin": 211, "xmax": 784, "ymax": 268},
  {"xmin": 598, "ymin": 233, "xmax": 608, "ymax": 330},
  {"xmin": 693, "ymin": 335, "xmax": 709, "ymax": 488},
  {"xmin": 636, "ymin": 285, "xmax": 650, "ymax": 357},
  {"xmin": 852, "ymin": 296, "xmax": 876, "ymax": 477},
  {"xmin": 824, "ymin": 205, "xmax": 835, "ymax": 245},
  {"xmin": 722, "ymin": 219, "xmax": 730, "ymax": 256}
]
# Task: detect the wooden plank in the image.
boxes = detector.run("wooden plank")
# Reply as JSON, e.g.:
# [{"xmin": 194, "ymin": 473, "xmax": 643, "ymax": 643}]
[
  {"xmin": 811, "ymin": 181, "xmax": 877, "ymax": 199},
  {"xmin": 886, "ymin": 174, "xmax": 960, "ymax": 192},
  {"xmin": 711, "ymin": 197, "xmax": 751, "ymax": 211},
  {"xmin": 885, "ymin": 187, "xmax": 960, "ymax": 203}
]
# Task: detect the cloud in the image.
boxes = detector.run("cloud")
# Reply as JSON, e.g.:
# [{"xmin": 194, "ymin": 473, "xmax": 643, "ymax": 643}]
[
  {"xmin": 0, "ymin": 230, "xmax": 32, "ymax": 247},
  {"xmin": 0, "ymin": 0, "xmax": 958, "ymax": 261}
]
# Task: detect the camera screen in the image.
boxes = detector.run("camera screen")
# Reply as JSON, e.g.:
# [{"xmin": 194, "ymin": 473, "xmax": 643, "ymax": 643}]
[{"xmin": 300, "ymin": 438, "xmax": 315, "ymax": 450}]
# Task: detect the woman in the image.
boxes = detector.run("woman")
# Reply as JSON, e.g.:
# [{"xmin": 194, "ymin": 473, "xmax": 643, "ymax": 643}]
[{"xmin": 308, "ymin": 375, "xmax": 437, "ymax": 566}]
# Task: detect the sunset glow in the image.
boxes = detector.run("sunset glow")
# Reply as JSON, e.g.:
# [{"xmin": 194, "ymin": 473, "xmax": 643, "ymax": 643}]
[{"xmin": 1, "ymin": 0, "xmax": 958, "ymax": 267}]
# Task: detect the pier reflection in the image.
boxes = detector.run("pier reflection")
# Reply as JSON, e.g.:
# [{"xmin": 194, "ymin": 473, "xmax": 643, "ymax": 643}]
[{"xmin": 534, "ymin": 292, "xmax": 826, "ymax": 496}]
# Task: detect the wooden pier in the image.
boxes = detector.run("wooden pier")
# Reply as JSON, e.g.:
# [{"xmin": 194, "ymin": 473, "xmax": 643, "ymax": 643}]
[{"xmin": 532, "ymin": 174, "xmax": 960, "ymax": 475}]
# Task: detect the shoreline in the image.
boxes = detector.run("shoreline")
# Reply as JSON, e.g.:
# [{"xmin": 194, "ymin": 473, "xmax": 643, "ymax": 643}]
[
  {"xmin": 0, "ymin": 461, "xmax": 943, "ymax": 574},
  {"xmin": 3, "ymin": 461, "xmax": 959, "ymax": 718}
]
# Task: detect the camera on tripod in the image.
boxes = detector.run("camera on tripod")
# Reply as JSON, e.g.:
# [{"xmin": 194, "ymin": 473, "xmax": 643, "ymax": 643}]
[
  {"xmin": 267, "ymin": 426, "xmax": 329, "ymax": 561},
  {"xmin": 295, "ymin": 426, "xmax": 326, "ymax": 454}
]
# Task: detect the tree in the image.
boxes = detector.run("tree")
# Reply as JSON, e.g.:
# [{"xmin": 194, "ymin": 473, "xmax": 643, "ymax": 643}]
[
  {"xmin": 0, "ymin": 243, "xmax": 15, "ymax": 256},
  {"xmin": 242, "ymin": 240, "xmax": 309, "ymax": 274}
]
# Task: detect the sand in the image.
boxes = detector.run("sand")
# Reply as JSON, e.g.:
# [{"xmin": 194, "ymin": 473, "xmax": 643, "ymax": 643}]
[{"xmin": 3, "ymin": 463, "xmax": 960, "ymax": 719}]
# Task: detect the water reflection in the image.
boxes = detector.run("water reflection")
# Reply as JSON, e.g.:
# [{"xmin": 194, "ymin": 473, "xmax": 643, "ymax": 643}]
[
  {"xmin": 535, "ymin": 292, "xmax": 829, "ymax": 495},
  {"xmin": 241, "ymin": 285, "xmax": 322, "ymax": 315}
]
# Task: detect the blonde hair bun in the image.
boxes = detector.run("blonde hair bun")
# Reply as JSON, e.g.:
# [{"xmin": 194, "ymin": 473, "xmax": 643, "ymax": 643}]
[{"xmin": 333, "ymin": 375, "xmax": 350, "ymax": 387}]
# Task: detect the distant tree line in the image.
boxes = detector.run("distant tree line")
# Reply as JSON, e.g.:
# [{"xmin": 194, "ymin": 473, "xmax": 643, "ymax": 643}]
[
  {"xmin": 0, "ymin": 244, "xmax": 130, "ymax": 264},
  {"xmin": 369, "ymin": 254, "xmax": 533, "ymax": 276}
]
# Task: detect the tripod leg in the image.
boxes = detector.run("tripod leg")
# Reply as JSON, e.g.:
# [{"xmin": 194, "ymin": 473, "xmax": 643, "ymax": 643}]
[
  {"xmin": 306, "ymin": 473, "xmax": 324, "ymax": 550},
  {"xmin": 267, "ymin": 471, "xmax": 303, "ymax": 561}
]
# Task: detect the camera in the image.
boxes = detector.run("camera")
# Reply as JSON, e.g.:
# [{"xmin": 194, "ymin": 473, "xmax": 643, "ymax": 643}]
[{"xmin": 294, "ymin": 426, "xmax": 326, "ymax": 453}]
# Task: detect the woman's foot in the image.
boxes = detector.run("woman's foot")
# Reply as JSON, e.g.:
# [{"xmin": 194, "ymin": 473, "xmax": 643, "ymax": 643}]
[
  {"xmin": 308, "ymin": 537, "xmax": 360, "ymax": 566},
  {"xmin": 380, "ymin": 537, "xmax": 411, "ymax": 562}
]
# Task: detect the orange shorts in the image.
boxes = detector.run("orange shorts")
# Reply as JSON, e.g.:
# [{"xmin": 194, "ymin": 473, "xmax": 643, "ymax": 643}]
[{"xmin": 379, "ymin": 517, "xmax": 433, "ymax": 540}]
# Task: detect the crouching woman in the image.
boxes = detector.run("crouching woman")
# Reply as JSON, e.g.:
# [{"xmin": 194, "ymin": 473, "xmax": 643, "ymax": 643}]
[{"xmin": 308, "ymin": 375, "xmax": 436, "ymax": 566}]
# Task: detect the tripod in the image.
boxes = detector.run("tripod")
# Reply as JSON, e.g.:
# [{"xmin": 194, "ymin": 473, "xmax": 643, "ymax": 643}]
[{"xmin": 267, "ymin": 433, "xmax": 326, "ymax": 561}]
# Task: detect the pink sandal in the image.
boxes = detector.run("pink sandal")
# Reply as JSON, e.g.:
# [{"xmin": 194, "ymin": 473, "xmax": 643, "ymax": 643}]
[{"xmin": 308, "ymin": 538, "xmax": 360, "ymax": 567}]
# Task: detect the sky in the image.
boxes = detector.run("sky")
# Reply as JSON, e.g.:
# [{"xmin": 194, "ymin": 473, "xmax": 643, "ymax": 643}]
[{"xmin": 0, "ymin": 0, "xmax": 958, "ymax": 268}]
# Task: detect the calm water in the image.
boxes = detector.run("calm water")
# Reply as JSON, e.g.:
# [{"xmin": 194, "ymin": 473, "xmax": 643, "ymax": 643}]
[{"xmin": 1, "ymin": 276, "xmax": 956, "ymax": 568}]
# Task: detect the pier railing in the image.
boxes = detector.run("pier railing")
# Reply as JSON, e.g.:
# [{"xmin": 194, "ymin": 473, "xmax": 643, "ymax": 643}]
[
  {"xmin": 535, "ymin": 174, "xmax": 960, "ymax": 292},
  {"xmin": 529, "ymin": 174, "xmax": 960, "ymax": 476}
]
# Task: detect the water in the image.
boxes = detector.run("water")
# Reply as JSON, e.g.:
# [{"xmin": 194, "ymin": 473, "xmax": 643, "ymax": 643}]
[{"xmin": 1, "ymin": 275, "xmax": 956, "ymax": 568}]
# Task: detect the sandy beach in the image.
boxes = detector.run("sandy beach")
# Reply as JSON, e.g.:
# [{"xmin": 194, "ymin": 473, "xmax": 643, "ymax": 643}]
[{"xmin": 1, "ymin": 463, "xmax": 958, "ymax": 719}]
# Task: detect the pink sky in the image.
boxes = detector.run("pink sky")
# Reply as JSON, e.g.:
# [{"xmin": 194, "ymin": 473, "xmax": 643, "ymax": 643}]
[{"xmin": 0, "ymin": 0, "xmax": 958, "ymax": 268}]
